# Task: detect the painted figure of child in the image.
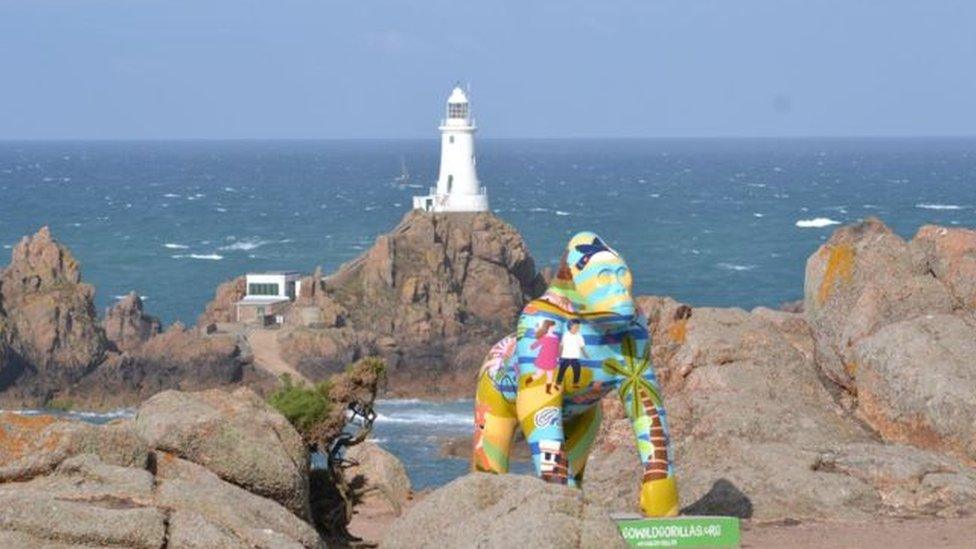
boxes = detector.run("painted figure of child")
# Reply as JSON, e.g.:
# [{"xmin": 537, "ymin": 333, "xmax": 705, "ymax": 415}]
[
  {"xmin": 529, "ymin": 319, "xmax": 560, "ymax": 394},
  {"xmin": 557, "ymin": 320, "xmax": 588, "ymax": 390}
]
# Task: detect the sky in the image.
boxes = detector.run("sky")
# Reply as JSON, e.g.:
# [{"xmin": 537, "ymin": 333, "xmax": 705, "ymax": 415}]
[{"xmin": 0, "ymin": 1, "xmax": 974, "ymax": 139}]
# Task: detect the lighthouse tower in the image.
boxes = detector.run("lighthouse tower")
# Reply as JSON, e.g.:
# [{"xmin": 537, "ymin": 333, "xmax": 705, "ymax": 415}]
[{"xmin": 413, "ymin": 86, "xmax": 489, "ymax": 213}]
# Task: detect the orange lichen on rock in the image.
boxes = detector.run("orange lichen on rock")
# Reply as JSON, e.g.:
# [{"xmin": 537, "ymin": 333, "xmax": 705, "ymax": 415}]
[
  {"xmin": 0, "ymin": 413, "xmax": 58, "ymax": 461},
  {"xmin": 818, "ymin": 243, "xmax": 855, "ymax": 305}
]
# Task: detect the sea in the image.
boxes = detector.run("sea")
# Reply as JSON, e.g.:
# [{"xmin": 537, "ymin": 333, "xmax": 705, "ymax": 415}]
[{"xmin": 1, "ymin": 137, "xmax": 974, "ymax": 487}]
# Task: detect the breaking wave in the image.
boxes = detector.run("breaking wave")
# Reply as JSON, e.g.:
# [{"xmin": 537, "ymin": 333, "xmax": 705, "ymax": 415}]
[
  {"xmin": 795, "ymin": 217, "xmax": 841, "ymax": 228},
  {"xmin": 171, "ymin": 253, "xmax": 223, "ymax": 260},
  {"xmin": 915, "ymin": 203, "xmax": 964, "ymax": 210},
  {"xmin": 717, "ymin": 262, "xmax": 757, "ymax": 272}
]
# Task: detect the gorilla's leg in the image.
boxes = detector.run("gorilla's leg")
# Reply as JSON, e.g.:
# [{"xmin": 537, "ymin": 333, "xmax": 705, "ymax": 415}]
[
  {"xmin": 516, "ymin": 382, "xmax": 570, "ymax": 485},
  {"xmin": 563, "ymin": 404, "xmax": 602, "ymax": 487},
  {"xmin": 472, "ymin": 372, "xmax": 518, "ymax": 473}
]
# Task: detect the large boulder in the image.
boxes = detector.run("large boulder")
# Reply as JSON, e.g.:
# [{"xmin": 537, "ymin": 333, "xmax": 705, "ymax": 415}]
[
  {"xmin": 911, "ymin": 224, "xmax": 976, "ymax": 310},
  {"xmin": 382, "ymin": 473, "xmax": 625, "ymax": 549},
  {"xmin": 133, "ymin": 387, "xmax": 311, "ymax": 519},
  {"xmin": 155, "ymin": 452, "xmax": 324, "ymax": 548},
  {"xmin": 101, "ymin": 291, "xmax": 160, "ymax": 352},
  {"xmin": 0, "ymin": 389, "xmax": 328, "ymax": 548},
  {"xmin": 346, "ymin": 441, "xmax": 412, "ymax": 516},
  {"xmin": 0, "ymin": 454, "xmax": 166, "ymax": 548},
  {"xmin": 0, "ymin": 413, "xmax": 148, "ymax": 482},
  {"xmin": 585, "ymin": 298, "xmax": 976, "ymax": 521},
  {"xmin": 803, "ymin": 218, "xmax": 954, "ymax": 390},
  {"xmin": 851, "ymin": 314, "xmax": 976, "ymax": 464},
  {"xmin": 0, "ymin": 227, "xmax": 107, "ymax": 391}
]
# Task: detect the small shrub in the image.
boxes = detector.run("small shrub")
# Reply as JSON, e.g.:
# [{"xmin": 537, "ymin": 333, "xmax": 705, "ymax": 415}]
[
  {"xmin": 45, "ymin": 398, "xmax": 74, "ymax": 411},
  {"xmin": 267, "ymin": 373, "xmax": 332, "ymax": 438}
]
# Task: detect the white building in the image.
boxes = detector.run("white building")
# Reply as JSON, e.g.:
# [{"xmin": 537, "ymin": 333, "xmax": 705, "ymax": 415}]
[
  {"xmin": 236, "ymin": 271, "xmax": 303, "ymax": 325},
  {"xmin": 413, "ymin": 85, "xmax": 489, "ymax": 213}
]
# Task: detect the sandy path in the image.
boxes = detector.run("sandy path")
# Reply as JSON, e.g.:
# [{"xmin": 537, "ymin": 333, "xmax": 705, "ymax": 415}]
[{"xmin": 246, "ymin": 329, "xmax": 311, "ymax": 386}]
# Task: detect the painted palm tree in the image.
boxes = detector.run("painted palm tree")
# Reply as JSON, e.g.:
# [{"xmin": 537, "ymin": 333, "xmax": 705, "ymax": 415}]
[
  {"xmin": 602, "ymin": 335, "xmax": 662, "ymax": 417},
  {"xmin": 602, "ymin": 335, "xmax": 670, "ymax": 481}
]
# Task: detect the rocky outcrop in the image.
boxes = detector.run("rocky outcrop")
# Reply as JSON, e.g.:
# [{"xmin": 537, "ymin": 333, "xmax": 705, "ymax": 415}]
[
  {"xmin": 382, "ymin": 473, "xmax": 625, "ymax": 548},
  {"xmin": 102, "ymin": 291, "xmax": 161, "ymax": 352},
  {"xmin": 196, "ymin": 275, "xmax": 245, "ymax": 328},
  {"xmin": 0, "ymin": 227, "xmax": 107, "ymax": 395},
  {"xmin": 273, "ymin": 211, "xmax": 546, "ymax": 395},
  {"xmin": 851, "ymin": 314, "xmax": 976, "ymax": 464},
  {"xmin": 585, "ymin": 297, "xmax": 976, "ymax": 521},
  {"xmin": 327, "ymin": 211, "xmax": 544, "ymax": 340},
  {"xmin": 803, "ymin": 218, "xmax": 955, "ymax": 391},
  {"xmin": 156, "ymin": 453, "xmax": 322, "ymax": 548},
  {"xmin": 0, "ymin": 454, "xmax": 167, "ymax": 548},
  {"xmin": 0, "ymin": 412, "xmax": 148, "ymax": 482},
  {"xmin": 801, "ymin": 218, "xmax": 976, "ymax": 463},
  {"xmin": 346, "ymin": 441, "xmax": 412, "ymax": 516},
  {"xmin": 61, "ymin": 323, "xmax": 260, "ymax": 410},
  {"xmin": 0, "ymin": 388, "xmax": 326, "ymax": 548},
  {"xmin": 0, "ymin": 228, "xmax": 259, "ymax": 409},
  {"xmin": 133, "ymin": 387, "xmax": 311, "ymax": 519},
  {"xmin": 911, "ymin": 225, "xmax": 976, "ymax": 309}
]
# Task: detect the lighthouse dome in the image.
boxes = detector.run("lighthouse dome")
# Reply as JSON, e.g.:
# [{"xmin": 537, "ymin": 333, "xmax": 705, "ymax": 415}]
[{"xmin": 447, "ymin": 86, "xmax": 469, "ymax": 104}]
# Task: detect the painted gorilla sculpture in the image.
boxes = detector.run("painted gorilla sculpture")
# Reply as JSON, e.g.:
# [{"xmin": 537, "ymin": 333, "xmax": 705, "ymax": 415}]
[{"xmin": 472, "ymin": 231, "xmax": 679, "ymax": 517}]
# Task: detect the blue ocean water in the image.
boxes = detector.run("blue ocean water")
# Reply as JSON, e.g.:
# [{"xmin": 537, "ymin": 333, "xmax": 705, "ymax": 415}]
[{"xmin": 0, "ymin": 138, "xmax": 974, "ymax": 325}]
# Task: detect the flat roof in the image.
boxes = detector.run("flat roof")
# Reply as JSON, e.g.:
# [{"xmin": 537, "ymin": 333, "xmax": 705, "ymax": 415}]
[{"xmin": 246, "ymin": 271, "xmax": 303, "ymax": 276}]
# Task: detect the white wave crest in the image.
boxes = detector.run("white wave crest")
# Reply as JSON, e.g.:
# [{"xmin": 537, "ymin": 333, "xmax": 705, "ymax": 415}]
[
  {"xmin": 219, "ymin": 238, "xmax": 268, "ymax": 251},
  {"xmin": 164, "ymin": 243, "xmax": 189, "ymax": 249},
  {"xmin": 717, "ymin": 262, "xmax": 756, "ymax": 272},
  {"xmin": 916, "ymin": 203, "xmax": 964, "ymax": 210},
  {"xmin": 374, "ymin": 411, "xmax": 470, "ymax": 426},
  {"xmin": 171, "ymin": 253, "xmax": 223, "ymax": 260},
  {"xmin": 796, "ymin": 218, "xmax": 841, "ymax": 228}
]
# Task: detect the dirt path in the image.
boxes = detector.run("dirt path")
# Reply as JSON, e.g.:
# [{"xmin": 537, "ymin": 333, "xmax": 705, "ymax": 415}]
[
  {"xmin": 246, "ymin": 329, "xmax": 311, "ymax": 386},
  {"xmin": 742, "ymin": 516, "xmax": 976, "ymax": 548}
]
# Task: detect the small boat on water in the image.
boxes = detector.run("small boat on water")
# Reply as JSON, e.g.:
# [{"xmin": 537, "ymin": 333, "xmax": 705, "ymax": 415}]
[{"xmin": 393, "ymin": 157, "xmax": 410, "ymax": 187}]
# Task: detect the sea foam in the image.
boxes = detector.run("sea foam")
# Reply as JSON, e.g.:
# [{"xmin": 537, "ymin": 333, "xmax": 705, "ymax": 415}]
[
  {"xmin": 219, "ymin": 238, "xmax": 268, "ymax": 251},
  {"xmin": 717, "ymin": 262, "xmax": 757, "ymax": 272},
  {"xmin": 796, "ymin": 218, "xmax": 841, "ymax": 228},
  {"xmin": 171, "ymin": 253, "xmax": 224, "ymax": 260},
  {"xmin": 916, "ymin": 203, "xmax": 964, "ymax": 210}
]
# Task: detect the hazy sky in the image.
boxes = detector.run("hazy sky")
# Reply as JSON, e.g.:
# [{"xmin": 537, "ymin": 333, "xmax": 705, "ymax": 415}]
[{"xmin": 1, "ymin": 1, "xmax": 974, "ymax": 139}]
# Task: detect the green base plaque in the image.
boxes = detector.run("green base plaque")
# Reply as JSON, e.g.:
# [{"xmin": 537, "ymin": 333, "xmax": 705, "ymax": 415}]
[{"xmin": 612, "ymin": 515, "xmax": 741, "ymax": 548}]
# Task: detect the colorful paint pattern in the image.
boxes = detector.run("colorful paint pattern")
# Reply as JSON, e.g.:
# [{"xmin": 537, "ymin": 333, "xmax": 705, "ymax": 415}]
[{"xmin": 472, "ymin": 231, "xmax": 680, "ymax": 516}]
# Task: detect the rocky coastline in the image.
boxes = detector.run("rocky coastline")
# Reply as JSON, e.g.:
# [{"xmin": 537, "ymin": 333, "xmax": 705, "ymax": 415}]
[{"xmin": 1, "ymin": 213, "xmax": 975, "ymax": 545}]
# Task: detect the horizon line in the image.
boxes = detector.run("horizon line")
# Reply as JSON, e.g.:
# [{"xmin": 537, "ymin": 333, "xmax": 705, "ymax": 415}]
[{"xmin": 2, "ymin": 134, "xmax": 976, "ymax": 143}]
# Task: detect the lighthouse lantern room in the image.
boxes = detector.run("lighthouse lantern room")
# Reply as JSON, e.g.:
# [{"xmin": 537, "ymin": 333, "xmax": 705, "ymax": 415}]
[{"xmin": 413, "ymin": 85, "xmax": 489, "ymax": 213}]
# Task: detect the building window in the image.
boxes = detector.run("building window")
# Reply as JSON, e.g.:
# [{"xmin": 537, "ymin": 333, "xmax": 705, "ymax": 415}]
[
  {"xmin": 448, "ymin": 103, "xmax": 468, "ymax": 119},
  {"xmin": 449, "ymin": 135, "xmax": 454, "ymax": 144},
  {"xmin": 447, "ymin": 175, "xmax": 453, "ymax": 193},
  {"xmin": 248, "ymin": 283, "xmax": 280, "ymax": 296}
]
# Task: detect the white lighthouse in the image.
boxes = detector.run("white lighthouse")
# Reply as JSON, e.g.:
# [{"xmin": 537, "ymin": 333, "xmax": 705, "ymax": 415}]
[{"xmin": 413, "ymin": 85, "xmax": 489, "ymax": 213}]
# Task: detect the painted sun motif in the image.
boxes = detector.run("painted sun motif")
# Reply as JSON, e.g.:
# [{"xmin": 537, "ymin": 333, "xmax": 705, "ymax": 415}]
[{"xmin": 601, "ymin": 334, "xmax": 661, "ymax": 418}]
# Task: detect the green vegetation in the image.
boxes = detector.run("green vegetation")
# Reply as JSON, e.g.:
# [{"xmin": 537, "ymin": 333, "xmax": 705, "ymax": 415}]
[
  {"xmin": 266, "ymin": 373, "xmax": 332, "ymax": 438},
  {"xmin": 45, "ymin": 397, "xmax": 75, "ymax": 412}
]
